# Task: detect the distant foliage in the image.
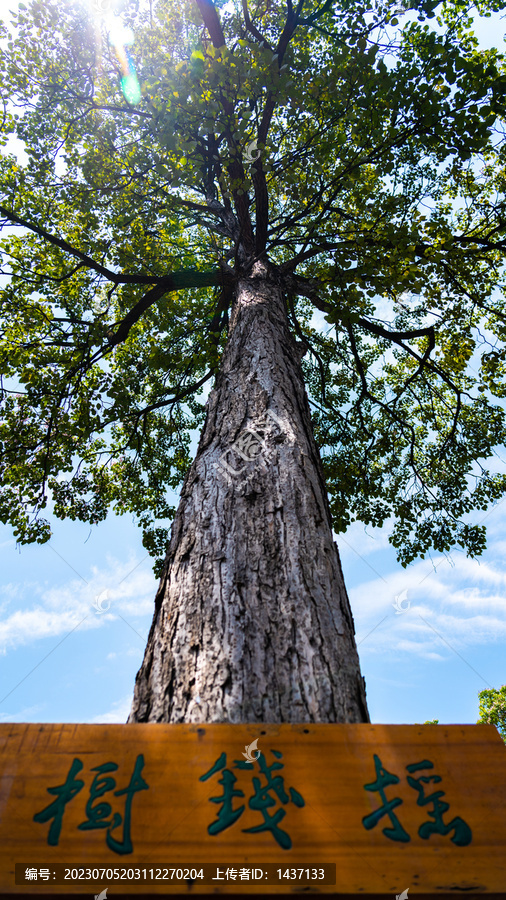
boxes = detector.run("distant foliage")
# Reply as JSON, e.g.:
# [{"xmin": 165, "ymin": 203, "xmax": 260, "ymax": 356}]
[{"xmin": 477, "ymin": 685, "xmax": 506, "ymax": 744}]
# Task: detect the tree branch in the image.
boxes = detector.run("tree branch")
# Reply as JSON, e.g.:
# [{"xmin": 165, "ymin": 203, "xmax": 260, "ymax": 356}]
[
  {"xmin": 106, "ymin": 268, "xmax": 234, "ymax": 348},
  {"xmin": 194, "ymin": 0, "xmax": 255, "ymax": 256},
  {"xmin": 297, "ymin": 0, "xmax": 335, "ymax": 26},
  {"xmin": 195, "ymin": 0, "xmax": 226, "ymax": 47},
  {"xmin": 241, "ymin": 0, "xmax": 274, "ymax": 50},
  {"xmin": 134, "ymin": 370, "xmax": 215, "ymax": 417},
  {"xmin": 0, "ymin": 205, "xmax": 132, "ymax": 284},
  {"xmin": 253, "ymin": 7, "xmax": 299, "ymax": 253},
  {"xmin": 0, "ymin": 205, "xmax": 231, "ymax": 325}
]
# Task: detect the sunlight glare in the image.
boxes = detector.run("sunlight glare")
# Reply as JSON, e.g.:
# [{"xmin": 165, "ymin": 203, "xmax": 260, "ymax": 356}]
[{"xmin": 107, "ymin": 15, "xmax": 142, "ymax": 104}]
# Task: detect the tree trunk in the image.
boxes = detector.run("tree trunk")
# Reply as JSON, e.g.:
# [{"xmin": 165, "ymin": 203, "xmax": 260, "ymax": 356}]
[{"xmin": 128, "ymin": 260, "xmax": 369, "ymax": 724}]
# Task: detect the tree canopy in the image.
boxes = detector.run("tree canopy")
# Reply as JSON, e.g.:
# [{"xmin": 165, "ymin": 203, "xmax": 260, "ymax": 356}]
[{"xmin": 1, "ymin": 0, "xmax": 506, "ymax": 574}]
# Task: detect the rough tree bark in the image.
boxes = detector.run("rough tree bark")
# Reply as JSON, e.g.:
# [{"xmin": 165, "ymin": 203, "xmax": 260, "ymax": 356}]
[{"xmin": 128, "ymin": 260, "xmax": 369, "ymax": 724}]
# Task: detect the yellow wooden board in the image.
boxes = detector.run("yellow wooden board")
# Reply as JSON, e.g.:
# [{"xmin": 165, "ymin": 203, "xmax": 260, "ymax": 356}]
[{"xmin": 0, "ymin": 723, "xmax": 505, "ymax": 896}]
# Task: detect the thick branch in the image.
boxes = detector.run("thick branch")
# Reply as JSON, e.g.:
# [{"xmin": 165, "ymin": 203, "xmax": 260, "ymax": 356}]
[
  {"xmin": 354, "ymin": 317, "xmax": 435, "ymax": 345},
  {"xmin": 0, "ymin": 206, "xmax": 226, "ymax": 294},
  {"xmin": 195, "ymin": 0, "xmax": 255, "ymax": 255},
  {"xmin": 241, "ymin": 0, "xmax": 274, "ymax": 50},
  {"xmin": 195, "ymin": 0, "xmax": 226, "ymax": 47},
  {"xmin": 297, "ymin": 0, "xmax": 335, "ymax": 26},
  {"xmin": 254, "ymin": 8, "xmax": 299, "ymax": 253},
  {"xmin": 107, "ymin": 268, "xmax": 234, "ymax": 347},
  {"xmin": 0, "ymin": 205, "xmax": 132, "ymax": 284},
  {"xmin": 135, "ymin": 371, "xmax": 215, "ymax": 417},
  {"xmin": 0, "ymin": 206, "xmax": 231, "ymax": 347}
]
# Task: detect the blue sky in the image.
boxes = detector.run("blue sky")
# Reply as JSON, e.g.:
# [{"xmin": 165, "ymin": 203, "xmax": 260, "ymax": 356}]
[
  {"xmin": 1, "ymin": 0, "xmax": 505, "ymax": 727},
  {"xmin": 2, "ymin": 480, "xmax": 506, "ymax": 725}
]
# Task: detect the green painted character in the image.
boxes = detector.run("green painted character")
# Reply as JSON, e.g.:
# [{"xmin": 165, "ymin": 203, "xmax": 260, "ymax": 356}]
[
  {"xmin": 200, "ymin": 749, "xmax": 304, "ymax": 849},
  {"xmin": 241, "ymin": 750, "xmax": 305, "ymax": 850},
  {"xmin": 33, "ymin": 757, "xmax": 85, "ymax": 846},
  {"xmin": 199, "ymin": 752, "xmax": 246, "ymax": 834},
  {"xmin": 362, "ymin": 754, "xmax": 411, "ymax": 842},
  {"xmin": 102, "ymin": 754, "xmax": 149, "ymax": 855},
  {"xmin": 78, "ymin": 761, "xmax": 121, "ymax": 832},
  {"xmin": 34, "ymin": 754, "xmax": 149, "ymax": 855},
  {"xmin": 406, "ymin": 760, "xmax": 472, "ymax": 846}
]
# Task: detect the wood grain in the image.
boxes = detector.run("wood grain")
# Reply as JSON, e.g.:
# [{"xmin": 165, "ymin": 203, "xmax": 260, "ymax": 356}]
[{"xmin": 1, "ymin": 723, "xmax": 505, "ymax": 896}]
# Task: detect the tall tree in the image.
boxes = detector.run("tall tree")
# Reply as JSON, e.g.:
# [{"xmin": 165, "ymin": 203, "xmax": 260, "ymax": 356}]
[{"xmin": 1, "ymin": 0, "xmax": 505, "ymax": 722}]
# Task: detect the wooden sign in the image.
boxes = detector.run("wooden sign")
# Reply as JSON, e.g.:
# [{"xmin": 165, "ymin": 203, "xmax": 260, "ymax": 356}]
[{"xmin": 0, "ymin": 723, "xmax": 505, "ymax": 898}]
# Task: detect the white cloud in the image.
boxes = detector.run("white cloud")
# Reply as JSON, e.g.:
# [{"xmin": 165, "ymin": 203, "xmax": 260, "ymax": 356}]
[
  {"xmin": 0, "ymin": 703, "xmax": 45, "ymax": 723},
  {"xmin": 0, "ymin": 557, "xmax": 157, "ymax": 653},
  {"xmin": 0, "ymin": 539, "xmax": 16, "ymax": 550},
  {"xmin": 106, "ymin": 647, "xmax": 142, "ymax": 662},
  {"xmin": 89, "ymin": 695, "xmax": 132, "ymax": 724},
  {"xmin": 350, "ymin": 525, "xmax": 506, "ymax": 661}
]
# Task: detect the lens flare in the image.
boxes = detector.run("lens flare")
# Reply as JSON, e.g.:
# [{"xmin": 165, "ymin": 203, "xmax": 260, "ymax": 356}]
[
  {"xmin": 121, "ymin": 71, "xmax": 142, "ymax": 104},
  {"xmin": 107, "ymin": 15, "xmax": 142, "ymax": 105}
]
